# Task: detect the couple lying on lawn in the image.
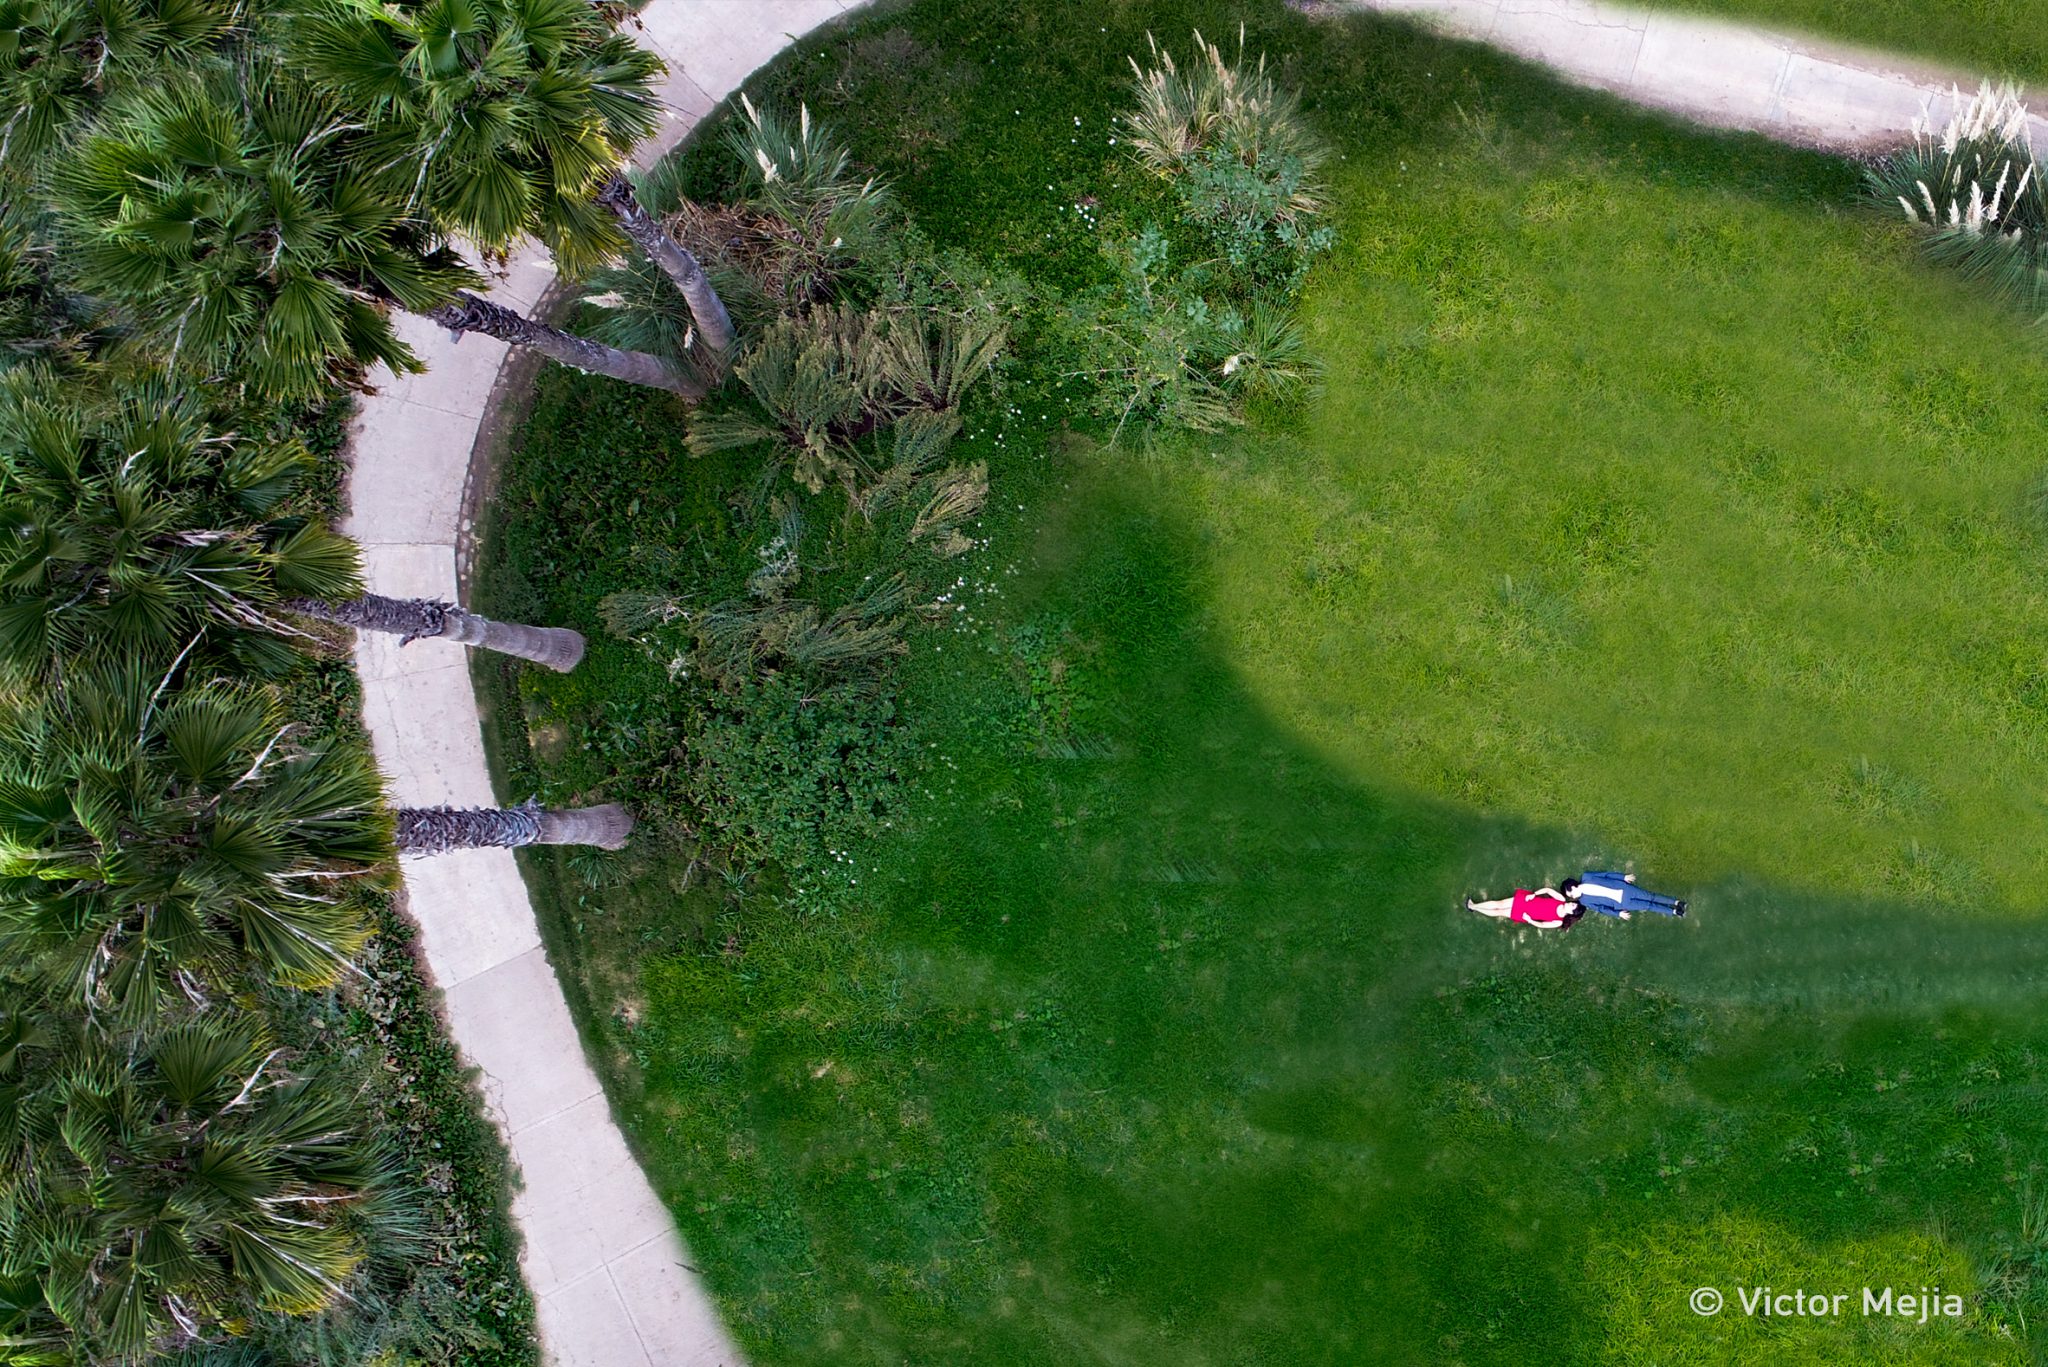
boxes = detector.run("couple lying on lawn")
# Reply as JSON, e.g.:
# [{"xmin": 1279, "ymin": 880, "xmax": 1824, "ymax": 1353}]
[{"xmin": 1467, "ymin": 870, "xmax": 1688, "ymax": 929}]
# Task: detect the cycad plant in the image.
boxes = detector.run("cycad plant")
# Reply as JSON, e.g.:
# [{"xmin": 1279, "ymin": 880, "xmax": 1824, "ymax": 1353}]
[
  {"xmin": 55, "ymin": 62, "xmax": 477, "ymax": 401},
  {"xmin": 0, "ymin": 657, "xmax": 391, "ymax": 1019},
  {"xmin": 686, "ymin": 303, "xmax": 1004, "ymax": 496},
  {"xmin": 1869, "ymin": 83, "xmax": 2048, "ymax": 317},
  {"xmin": 0, "ymin": 1004, "xmax": 378, "ymax": 1361},
  {"xmin": 0, "ymin": 372, "xmax": 589, "ymax": 674}
]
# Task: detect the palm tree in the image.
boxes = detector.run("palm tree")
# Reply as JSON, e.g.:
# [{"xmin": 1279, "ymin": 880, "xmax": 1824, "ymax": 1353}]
[
  {"xmin": 423, "ymin": 288, "xmax": 706, "ymax": 397},
  {"xmin": 0, "ymin": 0, "xmax": 235, "ymax": 184},
  {"xmin": 53, "ymin": 62, "xmax": 479, "ymax": 402},
  {"xmin": 0, "ymin": 1004, "xmax": 378, "ymax": 1360},
  {"xmin": 286, "ymin": 0, "xmax": 736, "ymax": 356},
  {"xmin": 582, "ymin": 99, "xmax": 889, "ymax": 362},
  {"xmin": 286, "ymin": 591, "xmax": 586, "ymax": 672},
  {"xmin": 0, "ymin": 371, "xmax": 591, "ymax": 672},
  {"xmin": 395, "ymin": 800, "xmax": 633, "ymax": 853},
  {"xmin": 0, "ymin": 656, "xmax": 392, "ymax": 1018},
  {"xmin": 594, "ymin": 171, "xmax": 735, "ymax": 353},
  {"xmin": 57, "ymin": 55, "xmax": 703, "ymax": 399}
]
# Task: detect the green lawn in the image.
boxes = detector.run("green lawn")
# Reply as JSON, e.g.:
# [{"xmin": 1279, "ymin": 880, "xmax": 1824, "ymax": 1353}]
[
  {"xmin": 476, "ymin": 2, "xmax": 2048, "ymax": 1361},
  {"xmin": 1644, "ymin": 0, "xmax": 2048, "ymax": 86}
]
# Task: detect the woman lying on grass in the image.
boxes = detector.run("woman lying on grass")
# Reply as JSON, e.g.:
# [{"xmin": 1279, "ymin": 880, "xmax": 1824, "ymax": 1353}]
[{"xmin": 1466, "ymin": 888, "xmax": 1583, "ymax": 929}]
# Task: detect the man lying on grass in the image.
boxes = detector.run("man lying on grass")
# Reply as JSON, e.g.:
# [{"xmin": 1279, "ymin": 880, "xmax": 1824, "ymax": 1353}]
[{"xmin": 1563, "ymin": 871, "xmax": 1689, "ymax": 919}]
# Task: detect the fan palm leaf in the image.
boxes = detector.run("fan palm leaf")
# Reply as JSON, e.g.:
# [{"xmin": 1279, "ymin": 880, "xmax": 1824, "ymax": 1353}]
[
  {"xmin": 0, "ymin": 369, "xmax": 364, "ymax": 674},
  {"xmin": 0, "ymin": 657, "xmax": 392, "ymax": 1019},
  {"xmin": 286, "ymin": 0, "xmax": 660, "ymax": 274},
  {"xmin": 55, "ymin": 62, "xmax": 477, "ymax": 400},
  {"xmin": 0, "ymin": 1004, "xmax": 378, "ymax": 1357}
]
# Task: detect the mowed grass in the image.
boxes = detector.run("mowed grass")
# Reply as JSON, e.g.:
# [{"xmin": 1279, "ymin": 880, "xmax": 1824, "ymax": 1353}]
[
  {"xmin": 475, "ymin": 1, "xmax": 2048, "ymax": 1361},
  {"xmin": 1216, "ymin": 135, "xmax": 2048, "ymax": 912},
  {"xmin": 1640, "ymin": 0, "xmax": 2048, "ymax": 85}
]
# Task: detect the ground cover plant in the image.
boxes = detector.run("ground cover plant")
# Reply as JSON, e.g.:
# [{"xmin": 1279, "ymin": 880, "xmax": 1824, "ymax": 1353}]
[{"xmin": 476, "ymin": 0, "xmax": 2048, "ymax": 1362}]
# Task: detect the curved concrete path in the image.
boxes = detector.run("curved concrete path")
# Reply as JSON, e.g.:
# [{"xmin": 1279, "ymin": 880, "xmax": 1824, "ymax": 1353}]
[
  {"xmin": 338, "ymin": 0, "xmax": 2040, "ymax": 1363},
  {"xmin": 339, "ymin": 4, "xmax": 859, "ymax": 1363},
  {"xmin": 1353, "ymin": 0, "xmax": 2048, "ymax": 150}
]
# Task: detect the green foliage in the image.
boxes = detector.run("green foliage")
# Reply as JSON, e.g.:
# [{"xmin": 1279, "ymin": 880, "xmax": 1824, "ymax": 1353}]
[
  {"xmin": 1178, "ymin": 141, "xmax": 1333, "ymax": 295},
  {"xmin": 54, "ymin": 63, "xmax": 476, "ymax": 400},
  {"xmin": 284, "ymin": 0, "xmax": 663, "ymax": 275},
  {"xmin": 681, "ymin": 674, "xmax": 911, "ymax": 898},
  {"xmin": 0, "ymin": 1003, "xmax": 379, "ymax": 1361},
  {"xmin": 0, "ymin": 370, "xmax": 362, "ymax": 676},
  {"xmin": 1058, "ymin": 227, "xmax": 1316, "ymax": 438},
  {"xmin": 1040, "ymin": 25, "xmax": 1329, "ymax": 444},
  {"xmin": 1867, "ymin": 84, "xmax": 2048, "ymax": 318},
  {"xmin": 0, "ymin": 657, "xmax": 392, "ymax": 1020}
]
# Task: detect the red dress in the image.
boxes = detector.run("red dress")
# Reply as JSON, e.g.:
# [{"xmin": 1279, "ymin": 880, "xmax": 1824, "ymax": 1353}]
[{"xmin": 1510, "ymin": 889, "xmax": 1570, "ymax": 926}]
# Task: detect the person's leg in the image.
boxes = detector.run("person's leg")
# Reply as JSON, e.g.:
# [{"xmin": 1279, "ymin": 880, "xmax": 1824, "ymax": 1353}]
[
  {"xmin": 1621, "ymin": 885, "xmax": 1683, "ymax": 915},
  {"xmin": 1467, "ymin": 897, "xmax": 1513, "ymax": 918}
]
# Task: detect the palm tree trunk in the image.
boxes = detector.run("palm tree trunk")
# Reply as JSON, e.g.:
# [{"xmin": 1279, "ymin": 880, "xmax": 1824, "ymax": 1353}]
[
  {"xmin": 395, "ymin": 801, "xmax": 633, "ymax": 853},
  {"xmin": 595, "ymin": 171, "xmax": 737, "ymax": 356},
  {"xmin": 423, "ymin": 291, "xmax": 705, "ymax": 398},
  {"xmin": 287, "ymin": 594, "xmax": 586, "ymax": 672}
]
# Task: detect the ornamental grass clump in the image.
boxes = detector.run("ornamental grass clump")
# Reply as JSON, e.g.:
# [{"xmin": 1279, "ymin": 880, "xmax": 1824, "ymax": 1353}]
[
  {"xmin": 1870, "ymin": 83, "xmax": 2048, "ymax": 316},
  {"xmin": 1065, "ymin": 28, "xmax": 1330, "ymax": 444},
  {"xmin": 1124, "ymin": 27, "xmax": 1333, "ymax": 296}
]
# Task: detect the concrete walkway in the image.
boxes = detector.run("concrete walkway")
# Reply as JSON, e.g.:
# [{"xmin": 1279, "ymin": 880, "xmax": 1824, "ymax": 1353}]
[
  {"xmin": 1353, "ymin": 0, "xmax": 2048, "ymax": 150},
  {"xmin": 337, "ymin": 0, "xmax": 2042, "ymax": 1363},
  {"xmin": 339, "ymin": 3, "xmax": 859, "ymax": 1363}
]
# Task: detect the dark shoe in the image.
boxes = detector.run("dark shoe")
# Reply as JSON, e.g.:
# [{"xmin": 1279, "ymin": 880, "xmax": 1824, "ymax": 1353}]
[{"xmin": 1674, "ymin": 900, "xmax": 1688, "ymax": 917}]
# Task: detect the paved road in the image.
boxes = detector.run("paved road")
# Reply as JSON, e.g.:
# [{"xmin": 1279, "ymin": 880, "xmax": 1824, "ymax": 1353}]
[
  {"xmin": 340, "ymin": 3, "xmax": 861, "ymax": 1363},
  {"xmin": 1353, "ymin": 0, "xmax": 2048, "ymax": 149}
]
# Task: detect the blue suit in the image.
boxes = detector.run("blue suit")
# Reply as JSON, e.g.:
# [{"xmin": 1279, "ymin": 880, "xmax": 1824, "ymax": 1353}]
[{"xmin": 1574, "ymin": 870, "xmax": 1684, "ymax": 917}]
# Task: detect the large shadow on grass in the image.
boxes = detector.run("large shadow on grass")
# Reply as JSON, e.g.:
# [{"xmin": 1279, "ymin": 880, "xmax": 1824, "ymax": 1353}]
[
  {"xmin": 593, "ymin": 461, "xmax": 2048, "ymax": 1366},
  {"xmin": 477, "ymin": 3, "xmax": 2048, "ymax": 1362}
]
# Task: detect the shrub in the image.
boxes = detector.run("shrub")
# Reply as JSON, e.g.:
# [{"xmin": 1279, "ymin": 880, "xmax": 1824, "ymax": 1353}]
[
  {"xmin": 681, "ymin": 675, "xmax": 912, "ymax": 898},
  {"xmin": 1058, "ymin": 226, "xmax": 1317, "ymax": 440},
  {"xmin": 1869, "ymin": 83, "xmax": 2048, "ymax": 316},
  {"xmin": 1124, "ymin": 28, "xmax": 1333, "ymax": 296}
]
